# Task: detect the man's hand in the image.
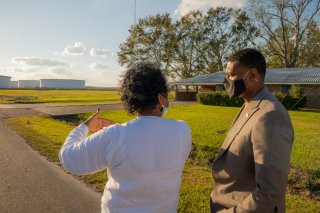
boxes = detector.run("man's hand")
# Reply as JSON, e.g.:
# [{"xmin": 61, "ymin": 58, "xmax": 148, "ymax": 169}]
[{"xmin": 83, "ymin": 107, "xmax": 116, "ymax": 133}]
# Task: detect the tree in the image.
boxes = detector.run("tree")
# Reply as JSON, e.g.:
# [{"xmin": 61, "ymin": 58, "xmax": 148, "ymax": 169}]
[
  {"xmin": 248, "ymin": 0, "xmax": 320, "ymax": 68},
  {"xmin": 118, "ymin": 8, "xmax": 258, "ymax": 79},
  {"xmin": 299, "ymin": 20, "xmax": 320, "ymax": 67},
  {"xmin": 201, "ymin": 7, "xmax": 259, "ymax": 72},
  {"xmin": 118, "ymin": 13, "xmax": 175, "ymax": 71}
]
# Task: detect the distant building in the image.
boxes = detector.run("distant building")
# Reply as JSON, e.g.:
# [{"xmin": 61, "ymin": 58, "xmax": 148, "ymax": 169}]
[
  {"xmin": 172, "ymin": 68, "xmax": 320, "ymax": 108},
  {"xmin": 18, "ymin": 80, "xmax": 40, "ymax": 88},
  {"xmin": 10, "ymin": 81, "xmax": 18, "ymax": 88},
  {"xmin": 40, "ymin": 79, "xmax": 85, "ymax": 89},
  {"xmin": 0, "ymin": 75, "xmax": 11, "ymax": 88}
]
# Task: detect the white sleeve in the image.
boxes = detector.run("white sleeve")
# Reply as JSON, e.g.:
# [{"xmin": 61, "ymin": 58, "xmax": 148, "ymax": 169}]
[
  {"xmin": 180, "ymin": 121, "xmax": 192, "ymax": 159},
  {"xmin": 59, "ymin": 123, "xmax": 118, "ymax": 175}
]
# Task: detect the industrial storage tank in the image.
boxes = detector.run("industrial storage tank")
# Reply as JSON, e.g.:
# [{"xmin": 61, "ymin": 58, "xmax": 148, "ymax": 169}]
[
  {"xmin": 0, "ymin": 75, "xmax": 11, "ymax": 88},
  {"xmin": 40, "ymin": 79, "xmax": 85, "ymax": 89},
  {"xmin": 18, "ymin": 80, "xmax": 40, "ymax": 88},
  {"xmin": 10, "ymin": 81, "xmax": 18, "ymax": 88}
]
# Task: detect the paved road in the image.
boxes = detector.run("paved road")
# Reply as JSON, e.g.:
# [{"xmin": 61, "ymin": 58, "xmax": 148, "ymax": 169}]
[
  {"xmin": 0, "ymin": 120, "xmax": 101, "ymax": 213},
  {"xmin": 0, "ymin": 101, "xmax": 195, "ymax": 116}
]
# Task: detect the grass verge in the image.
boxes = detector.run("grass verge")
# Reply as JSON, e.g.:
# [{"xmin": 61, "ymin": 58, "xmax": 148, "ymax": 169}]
[{"xmin": 7, "ymin": 104, "xmax": 320, "ymax": 212}]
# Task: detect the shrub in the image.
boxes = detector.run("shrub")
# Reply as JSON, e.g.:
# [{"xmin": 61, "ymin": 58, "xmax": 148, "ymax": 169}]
[
  {"xmin": 196, "ymin": 91, "xmax": 244, "ymax": 107},
  {"xmin": 197, "ymin": 90, "xmax": 306, "ymax": 109},
  {"xmin": 290, "ymin": 85, "xmax": 304, "ymax": 98},
  {"xmin": 272, "ymin": 91, "xmax": 307, "ymax": 110}
]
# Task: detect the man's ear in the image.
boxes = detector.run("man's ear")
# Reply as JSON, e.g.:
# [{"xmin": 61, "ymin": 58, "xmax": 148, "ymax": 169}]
[{"xmin": 250, "ymin": 68, "xmax": 259, "ymax": 81}]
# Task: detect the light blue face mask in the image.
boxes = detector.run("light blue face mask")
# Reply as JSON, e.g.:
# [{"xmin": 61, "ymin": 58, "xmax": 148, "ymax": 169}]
[{"xmin": 162, "ymin": 101, "xmax": 170, "ymax": 115}]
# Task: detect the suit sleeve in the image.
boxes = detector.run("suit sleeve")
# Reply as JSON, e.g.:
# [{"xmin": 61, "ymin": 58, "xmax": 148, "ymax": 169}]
[{"xmin": 226, "ymin": 110, "xmax": 293, "ymax": 213}]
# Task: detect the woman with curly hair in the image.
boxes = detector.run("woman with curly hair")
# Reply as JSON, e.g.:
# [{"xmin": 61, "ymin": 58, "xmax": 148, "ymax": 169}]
[{"xmin": 59, "ymin": 63, "xmax": 191, "ymax": 213}]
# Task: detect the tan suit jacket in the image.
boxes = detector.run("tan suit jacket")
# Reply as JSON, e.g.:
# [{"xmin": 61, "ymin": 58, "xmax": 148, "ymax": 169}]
[{"xmin": 210, "ymin": 87, "xmax": 294, "ymax": 213}]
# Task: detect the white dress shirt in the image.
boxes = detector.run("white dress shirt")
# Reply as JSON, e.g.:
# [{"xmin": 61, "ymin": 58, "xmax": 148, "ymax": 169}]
[{"xmin": 59, "ymin": 116, "xmax": 191, "ymax": 213}]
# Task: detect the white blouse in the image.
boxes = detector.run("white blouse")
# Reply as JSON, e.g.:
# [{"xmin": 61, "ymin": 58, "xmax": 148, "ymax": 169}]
[{"xmin": 59, "ymin": 116, "xmax": 192, "ymax": 213}]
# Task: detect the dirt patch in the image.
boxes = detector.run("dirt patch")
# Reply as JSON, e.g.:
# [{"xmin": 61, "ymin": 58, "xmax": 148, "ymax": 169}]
[{"xmin": 287, "ymin": 167, "xmax": 320, "ymax": 201}]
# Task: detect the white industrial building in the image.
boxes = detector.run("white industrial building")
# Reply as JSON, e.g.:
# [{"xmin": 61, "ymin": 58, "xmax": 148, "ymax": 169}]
[
  {"xmin": 0, "ymin": 75, "xmax": 11, "ymax": 88},
  {"xmin": 18, "ymin": 80, "xmax": 40, "ymax": 88},
  {"xmin": 40, "ymin": 79, "xmax": 85, "ymax": 89},
  {"xmin": 10, "ymin": 81, "xmax": 18, "ymax": 88}
]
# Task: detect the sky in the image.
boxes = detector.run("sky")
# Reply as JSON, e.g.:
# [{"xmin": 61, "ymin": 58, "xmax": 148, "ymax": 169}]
[{"xmin": 0, "ymin": 0, "xmax": 246, "ymax": 87}]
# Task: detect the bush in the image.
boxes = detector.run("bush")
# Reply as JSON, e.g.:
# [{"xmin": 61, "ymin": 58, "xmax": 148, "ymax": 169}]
[
  {"xmin": 272, "ymin": 91, "xmax": 307, "ymax": 110},
  {"xmin": 196, "ymin": 91, "xmax": 244, "ymax": 107},
  {"xmin": 290, "ymin": 85, "xmax": 304, "ymax": 98},
  {"xmin": 197, "ymin": 91, "xmax": 307, "ymax": 110}
]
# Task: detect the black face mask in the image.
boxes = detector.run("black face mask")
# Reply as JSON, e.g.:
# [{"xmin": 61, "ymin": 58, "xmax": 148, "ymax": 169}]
[{"xmin": 223, "ymin": 77, "xmax": 246, "ymax": 98}]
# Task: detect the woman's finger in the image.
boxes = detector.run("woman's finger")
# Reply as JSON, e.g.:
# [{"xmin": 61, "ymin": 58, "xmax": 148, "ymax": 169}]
[{"xmin": 93, "ymin": 107, "xmax": 100, "ymax": 117}]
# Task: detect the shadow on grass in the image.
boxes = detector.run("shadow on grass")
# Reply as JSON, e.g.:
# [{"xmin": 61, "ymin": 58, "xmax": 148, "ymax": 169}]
[{"xmin": 52, "ymin": 114, "xmax": 87, "ymax": 125}]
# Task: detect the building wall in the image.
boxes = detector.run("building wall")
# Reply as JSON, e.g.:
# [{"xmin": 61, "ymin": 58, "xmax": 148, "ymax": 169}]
[
  {"xmin": 175, "ymin": 91, "xmax": 197, "ymax": 101},
  {"xmin": 302, "ymin": 85, "xmax": 320, "ymax": 108},
  {"xmin": 40, "ymin": 79, "xmax": 85, "ymax": 89},
  {"xmin": 199, "ymin": 85, "xmax": 216, "ymax": 92},
  {"xmin": 266, "ymin": 84, "xmax": 320, "ymax": 108},
  {"xmin": 18, "ymin": 80, "xmax": 40, "ymax": 88},
  {"xmin": 175, "ymin": 84, "xmax": 320, "ymax": 108},
  {"xmin": 0, "ymin": 76, "xmax": 11, "ymax": 88},
  {"xmin": 10, "ymin": 81, "xmax": 18, "ymax": 88}
]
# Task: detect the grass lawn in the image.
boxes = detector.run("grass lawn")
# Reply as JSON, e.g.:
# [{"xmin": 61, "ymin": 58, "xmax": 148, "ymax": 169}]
[
  {"xmin": 7, "ymin": 104, "xmax": 320, "ymax": 212},
  {"xmin": 0, "ymin": 89, "xmax": 120, "ymax": 104},
  {"xmin": 0, "ymin": 89, "xmax": 176, "ymax": 104}
]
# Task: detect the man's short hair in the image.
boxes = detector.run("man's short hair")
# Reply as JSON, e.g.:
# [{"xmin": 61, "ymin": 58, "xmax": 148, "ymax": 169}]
[{"xmin": 228, "ymin": 48, "xmax": 266, "ymax": 78}]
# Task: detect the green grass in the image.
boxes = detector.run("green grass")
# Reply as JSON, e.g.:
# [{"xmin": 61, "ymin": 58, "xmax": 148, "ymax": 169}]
[
  {"xmin": 7, "ymin": 104, "xmax": 320, "ymax": 212},
  {"xmin": 0, "ymin": 89, "xmax": 176, "ymax": 104},
  {"xmin": 0, "ymin": 89, "xmax": 120, "ymax": 104}
]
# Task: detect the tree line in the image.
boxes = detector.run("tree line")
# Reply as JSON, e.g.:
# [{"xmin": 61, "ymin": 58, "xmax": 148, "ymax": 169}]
[{"xmin": 118, "ymin": 0, "xmax": 320, "ymax": 79}]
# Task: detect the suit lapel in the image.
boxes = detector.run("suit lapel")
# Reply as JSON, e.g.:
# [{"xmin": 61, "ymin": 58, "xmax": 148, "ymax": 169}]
[
  {"xmin": 213, "ymin": 87, "xmax": 270, "ymax": 162},
  {"xmin": 214, "ymin": 107, "xmax": 259, "ymax": 162}
]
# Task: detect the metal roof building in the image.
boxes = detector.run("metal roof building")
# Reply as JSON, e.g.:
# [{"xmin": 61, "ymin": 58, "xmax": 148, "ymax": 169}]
[
  {"xmin": 172, "ymin": 68, "xmax": 320, "ymax": 108},
  {"xmin": 172, "ymin": 68, "xmax": 320, "ymax": 86},
  {"xmin": 0, "ymin": 75, "xmax": 11, "ymax": 88},
  {"xmin": 10, "ymin": 81, "xmax": 18, "ymax": 88},
  {"xmin": 40, "ymin": 79, "xmax": 85, "ymax": 89},
  {"xmin": 18, "ymin": 80, "xmax": 40, "ymax": 88}
]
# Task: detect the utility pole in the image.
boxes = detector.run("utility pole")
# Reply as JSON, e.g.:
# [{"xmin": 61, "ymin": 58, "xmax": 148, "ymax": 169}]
[{"xmin": 134, "ymin": 0, "xmax": 136, "ymax": 25}]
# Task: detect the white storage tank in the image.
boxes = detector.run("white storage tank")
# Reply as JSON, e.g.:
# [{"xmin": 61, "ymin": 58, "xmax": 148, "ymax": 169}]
[
  {"xmin": 18, "ymin": 80, "xmax": 40, "ymax": 88},
  {"xmin": 40, "ymin": 79, "xmax": 85, "ymax": 89},
  {"xmin": 0, "ymin": 75, "xmax": 11, "ymax": 88},
  {"xmin": 10, "ymin": 81, "xmax": 18, "ymax": 88}
]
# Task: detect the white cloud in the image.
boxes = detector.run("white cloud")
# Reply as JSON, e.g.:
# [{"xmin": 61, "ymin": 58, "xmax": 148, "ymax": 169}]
[
  {"xmin": 49, "ymin": 67, "xmax": 70, "ymax": 75},
  {"xmin": 90, "ymin": 63, "xmax": 110, "ymax": 70},
  {"xmin": 174, "ymin": 0, "xmax": 246, "ymax": 17},
  {"xmin": 90, "ymin": 48, "xmax": 113, "ymax": 57},
  {"xmin": 63, "ymin": 42, "xmax": 86, "ymax": 55},
  {"xmin": 11, "ymin": 57, "xmax": 67, "ymax": 67}
]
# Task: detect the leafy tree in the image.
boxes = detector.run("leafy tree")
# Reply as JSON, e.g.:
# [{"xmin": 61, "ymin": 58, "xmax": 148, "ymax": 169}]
[
  {"xmin": 201, "ymin": 7, "xmax": 259, "ymax": 72},
  {"xmin": 118, "ymin": 13, "xmax": 175, "ymax": 71},
  {"xmin": 299, "ymin": 20, "xmax": 320, "ymax": 67},
  {"xmin": 118, "ymin": 8, "xmax": 258, "ymax": 79},
  {"xmin": 248, "ymin": 0, "xmax": 320, "ymax": 68}
]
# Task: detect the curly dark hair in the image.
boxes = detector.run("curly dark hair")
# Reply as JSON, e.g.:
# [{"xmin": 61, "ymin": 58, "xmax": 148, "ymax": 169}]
[
  {"xmin": 228, "ymin": 48, "xmax": 266, "ymax": 78},
  {"xmin": 119, "ymin": 63, "xmax": 169, "ymax": 115}
]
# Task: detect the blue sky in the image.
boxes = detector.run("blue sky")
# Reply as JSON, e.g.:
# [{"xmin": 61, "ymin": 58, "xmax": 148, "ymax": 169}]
[{"xmin": 0, "ymin": 0, "xmax": 245, "ymax": 86}]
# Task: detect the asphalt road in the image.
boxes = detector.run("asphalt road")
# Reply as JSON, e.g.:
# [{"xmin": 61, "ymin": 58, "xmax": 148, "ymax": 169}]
[{"xmin": 0, "ymin": 119, "xmax": 101, "ymax": 213}]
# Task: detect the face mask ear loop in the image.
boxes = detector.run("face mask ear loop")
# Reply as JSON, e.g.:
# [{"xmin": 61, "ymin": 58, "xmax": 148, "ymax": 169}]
[{"xmin": 243, "ymin": 69, "xmax": 254, "ymax": 89}]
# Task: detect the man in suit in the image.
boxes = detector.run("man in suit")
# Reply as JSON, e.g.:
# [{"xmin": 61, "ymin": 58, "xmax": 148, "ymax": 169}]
[{"xmin": 210, "ymin": 48, "xmax": 294, "ymax": 213}]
